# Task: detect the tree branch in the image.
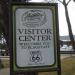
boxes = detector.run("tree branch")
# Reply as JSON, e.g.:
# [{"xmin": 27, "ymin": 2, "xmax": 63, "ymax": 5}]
[
  {"xmin": 58, "ymin": 0, "xmax": 63, "ymax": 4},
  {"xmin": 67, "ymin": 0, "xmax": 71, "ymax": 5}
]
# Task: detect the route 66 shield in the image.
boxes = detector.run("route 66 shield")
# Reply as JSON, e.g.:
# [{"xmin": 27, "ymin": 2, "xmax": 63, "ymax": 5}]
[{"xmin": 29, "ymin": 50, "xmax": 42, "ymax": 63}]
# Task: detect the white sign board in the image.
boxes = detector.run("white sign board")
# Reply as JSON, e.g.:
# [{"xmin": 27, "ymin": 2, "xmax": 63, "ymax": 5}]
[
  {"xmin": 16, "ymin": 8, "xmax": 55, "ymax": 67},
  {"xmin": 11, "ymin": 3, "xmax": 59, "ymax": 72}
]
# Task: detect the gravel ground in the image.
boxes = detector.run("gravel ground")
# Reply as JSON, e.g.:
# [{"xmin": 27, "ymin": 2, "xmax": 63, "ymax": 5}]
[
  {"xmin": 0, "ymin": 55, "xmax": 75, "ymax": 75},
  {"xmin": 0, "ymin": 68, "xmax": 10, "ymax": 75}
]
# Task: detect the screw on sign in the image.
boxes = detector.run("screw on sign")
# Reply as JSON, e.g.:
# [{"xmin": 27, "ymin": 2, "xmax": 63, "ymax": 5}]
[{"xmin": 30, "ymin": 51, "xmax": 42, "ymax": 63}]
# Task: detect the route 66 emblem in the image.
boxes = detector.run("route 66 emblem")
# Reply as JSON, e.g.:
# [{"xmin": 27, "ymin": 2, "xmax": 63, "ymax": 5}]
[{"xmin": 29, "ymin": 51, "xmax": 42, "ymax": 63}]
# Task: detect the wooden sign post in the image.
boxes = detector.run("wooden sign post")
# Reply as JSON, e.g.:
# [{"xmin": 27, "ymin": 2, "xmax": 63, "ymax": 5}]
[{"xmin": 9, "ymin": 3, "xmax": 61, "ymax": 75}]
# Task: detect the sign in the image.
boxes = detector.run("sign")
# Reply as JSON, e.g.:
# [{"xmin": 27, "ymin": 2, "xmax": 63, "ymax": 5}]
[{"xmin": 10, "ymin": 3, "xmax": 60, "ymax": 73}]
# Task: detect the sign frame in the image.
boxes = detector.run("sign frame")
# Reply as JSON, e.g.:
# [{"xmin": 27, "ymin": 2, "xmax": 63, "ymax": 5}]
[{"xmin": 9, "ymin": 2, "xmax": 61, "ymax": 74}]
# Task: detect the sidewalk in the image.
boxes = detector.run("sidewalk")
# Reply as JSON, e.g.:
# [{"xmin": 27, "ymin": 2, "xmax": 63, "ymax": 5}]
[{"xmin": 0, "ymin": 68, "xmax": 10, "ymax": 75}]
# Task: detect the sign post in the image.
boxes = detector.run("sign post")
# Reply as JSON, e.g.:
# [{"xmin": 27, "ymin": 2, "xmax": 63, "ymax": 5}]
[{"xmin": 10, "ymin": 3, "xmax": 61, "ymax": 75}]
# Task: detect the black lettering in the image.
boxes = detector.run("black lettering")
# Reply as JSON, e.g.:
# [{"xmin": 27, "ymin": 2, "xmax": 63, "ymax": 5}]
[
  {"xmin": 19, "ymin": 36, "xmax": 25, "ymax": 41},
  {"xmin": 18, "ymin": 29, "xmax": 24, "ymax": 34},
  {"xmin": 41, "ymin": 29, "xmax": 46, "ymax": 34},
  {"xmin": 47, "ymin": 29, "xmax": 52, "ymax": 34}
]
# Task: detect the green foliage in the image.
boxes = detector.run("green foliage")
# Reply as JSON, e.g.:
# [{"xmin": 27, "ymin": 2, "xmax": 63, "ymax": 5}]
[
  {"xmin": 0, "ymin": 59, "xmax": 4, "ymax": 69},
  {"xmin": 0, "ymin": 43, "xmax": 6, "ymax": 49},
  {"xmin": 0, "ymin": 64, "xmax": 4, "ymax": 69}
]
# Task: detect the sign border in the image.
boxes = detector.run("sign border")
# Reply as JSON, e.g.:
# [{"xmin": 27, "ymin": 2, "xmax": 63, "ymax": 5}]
[{"xmin": 9, "ymin": 2, "xmax": 61, "ymax": 73}]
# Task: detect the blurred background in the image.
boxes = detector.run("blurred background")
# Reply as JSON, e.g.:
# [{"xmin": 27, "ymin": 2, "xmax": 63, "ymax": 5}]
[{"xmin": 0, "ymin": 0, "xmax": 75, "ymax": 75}]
